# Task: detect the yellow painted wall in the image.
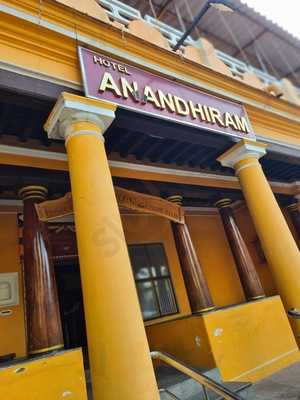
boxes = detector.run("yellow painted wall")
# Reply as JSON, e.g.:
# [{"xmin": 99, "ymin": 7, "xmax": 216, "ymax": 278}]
[
  {"xmin": 0, "ymin": 213, "xmax": 26, "ymax": 359},
  {"xmin": 234, "ymin": 206, "xmax": 277, "ymax": 297},
  {"xmin": 186, "ymin": 207, "xmax": 279, "ymax": 304},
  {"xmin": 0, "ymin": 348, "xmax": 87, "ymax": 399},
  {"xmin": 204, "ymin": 296, "xmax": 300, "ymax": 382},
  {"xmin": 123, "ymin": 211, "xmax": 268, "ymax": 315},
  {"xmin": 0, "ymin": 12, "xmax": 80, "ymax": 86},
  {"xmin": 147, "ymin": 315, "xmax": 216, "ymax": 370},
  {"xmin": 186, "ymin": 214, "xmax": 246, "ymax": 307},
  {"xmin": 148, "ymin": 296, "xmax": 300, "ymax": 382},
  {"xmin": 121, "ymin": 214, "xmax": 191, "ymax": 323}
]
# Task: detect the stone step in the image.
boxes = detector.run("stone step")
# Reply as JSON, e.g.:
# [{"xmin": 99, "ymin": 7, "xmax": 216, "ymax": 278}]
[{"xmin": 156, "ymin": 365, "xmax": 255, "ymax": 400}]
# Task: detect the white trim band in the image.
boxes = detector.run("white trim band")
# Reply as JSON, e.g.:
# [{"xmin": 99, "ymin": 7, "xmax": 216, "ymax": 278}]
[
  {"xmin": 65, "ymin": 130, "xmax": 104, "ymax": 146},
  {"xmin": 0, "ymin": 144, "xmax": 294, "ymax": 190},
  {"xmin": 235, "ymin": 161, "xmax": 259, "ymax": 175}
]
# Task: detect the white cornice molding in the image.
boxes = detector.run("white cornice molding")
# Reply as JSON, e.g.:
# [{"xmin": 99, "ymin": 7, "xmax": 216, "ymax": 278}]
[
  {"xmin": 257, "ymin": 134, "xmax": 300, "ymax": 157},
  {"xmin": 0, "ymin": 144, "xmax": 293, "ymax": 190},
  {"xmin": 0, "ymin": 199, "xmax": 23, "ymax": 213},
  {"xmin": 184, "ymin": 206, "xmax": 218, "ymax": 216},
  {"xmin": 0, "ymin": 199, "xmax": 242, "ymax": 215},
  {"xmin": 0, "ymin": 144, "xmax": 293, "ymax": 189},
  {"xmin": 111, "ymin": 159, "xmax": 291, "ymax": 189},
  {"xmin": 0, "ymin": 59, "xmax": 81, "ymax": 90},
  {"xmin": 109, "ymin": 159, "xmax": 238, "ymax": 181},
  {"xmin": 0, "ymin": 199, "xmax": 22, "ymax": 206},
  {"xmin": 0, "ymin": 144, "xmax": 67, "ymax": 161},
  {"xmin": 184, "ymin": 200, "xmax": 244, "ymax": 215}
]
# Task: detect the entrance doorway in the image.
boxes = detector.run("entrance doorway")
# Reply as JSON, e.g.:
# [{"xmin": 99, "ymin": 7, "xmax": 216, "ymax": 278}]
[{"xmin": 55, "ymin": 261, "xmax": 88, "ymax": 362}]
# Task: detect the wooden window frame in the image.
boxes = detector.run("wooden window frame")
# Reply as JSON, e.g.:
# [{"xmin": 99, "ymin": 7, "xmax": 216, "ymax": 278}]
[{"xmin": 128, "ymin": 242, "xmax": 179, "ymax": 321}]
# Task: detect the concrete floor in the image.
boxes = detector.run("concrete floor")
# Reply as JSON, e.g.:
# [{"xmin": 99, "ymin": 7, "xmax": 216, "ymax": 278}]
[{"xmin": 253, "ymin": 361, "xmax": 300, "ymax": 399}]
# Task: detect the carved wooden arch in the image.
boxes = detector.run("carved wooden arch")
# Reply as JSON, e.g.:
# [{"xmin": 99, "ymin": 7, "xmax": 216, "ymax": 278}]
[
  {"xmin": 35, "ymin": 186, "xmax": 185, "ymax": 224},
  {"xmin": 37, "ymin": 186, "xmax": 215, "ymax": 312}
]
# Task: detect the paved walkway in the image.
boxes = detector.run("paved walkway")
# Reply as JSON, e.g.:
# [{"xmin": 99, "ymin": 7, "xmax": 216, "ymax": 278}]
[{"xmin": 253, "ymin": 362, "xmax": 300, "ymax": 399}]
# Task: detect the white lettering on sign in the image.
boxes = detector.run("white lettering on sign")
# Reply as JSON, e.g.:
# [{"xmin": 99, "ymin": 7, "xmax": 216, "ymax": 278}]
[{"xmin": 98, "ymin": 72, "xmax": 250, "ymax": 134}]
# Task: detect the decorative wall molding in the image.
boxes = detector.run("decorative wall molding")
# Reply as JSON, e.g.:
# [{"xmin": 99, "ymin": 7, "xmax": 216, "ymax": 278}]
[{"xmin": 1, "ymin": 0, "xmax": 300, "ymax": 138}]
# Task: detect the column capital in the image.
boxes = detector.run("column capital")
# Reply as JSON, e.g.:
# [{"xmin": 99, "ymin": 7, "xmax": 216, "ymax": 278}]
[
  {"xmin": 18, "ymin": 185, "xmax": 48, "ymax": 202},
  {"xmin": 287, "ymin": 203, "xmax": 299, "ymax": 212},
  {"xmin": 44, "ymin": 92, "xmax": 117, "ymax": 142},
  {"xmin": 215, "ymin": 198, "xmax": 232, "ymax": 208},
  {"xmin": 167, "ymin": 195, "xmax": 183, "ymax": 206},
  {"xmin": 217, "ymin": 139, "xmax": 267, "ymax": 169}
]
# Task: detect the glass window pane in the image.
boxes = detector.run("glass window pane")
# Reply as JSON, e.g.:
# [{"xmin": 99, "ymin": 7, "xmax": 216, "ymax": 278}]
[
  {"xmin": 136, "ymin": 281, "xmax": 160, "ymax": 320},
  {"xmin": 129, "ymin": 243, "xmax": 178, "ymax": 320},
  {"xmin": 159, "ymin": 265, "xmax": 169, "ymax": 277},
  {"xmin": 147, "ymin": 244, "xmax": 169, "ymax": 277},
  {"xmin": 154, "ymin": 279, "xmax": 177, "ymax": 315},
  {"xmin": 128, "ymin": 245, "xmax": 151, "ymax": 279}
]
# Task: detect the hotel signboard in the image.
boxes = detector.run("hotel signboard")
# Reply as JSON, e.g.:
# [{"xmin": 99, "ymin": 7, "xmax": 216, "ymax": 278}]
[{"xmin": 78, "ymin": 47, "xmax": 255, "ymax": 140}]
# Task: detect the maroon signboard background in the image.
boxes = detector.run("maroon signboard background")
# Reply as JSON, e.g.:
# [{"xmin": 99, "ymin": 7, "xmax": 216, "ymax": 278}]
[{"xmin": 78, "ymin": 46, "xmax": 255, "ymax": 139}]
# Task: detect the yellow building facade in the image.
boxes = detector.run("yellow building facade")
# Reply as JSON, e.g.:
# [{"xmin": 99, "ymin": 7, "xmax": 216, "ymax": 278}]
[{"xmin": 1, "ymin": 0, "xmax": 300, "ymax": 399}]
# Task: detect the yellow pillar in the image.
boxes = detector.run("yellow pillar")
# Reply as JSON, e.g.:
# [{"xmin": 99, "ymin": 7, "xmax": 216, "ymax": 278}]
[
  {"xmin": 44, "ymin": 93, "xmax": 159, "ymax": 400},
  {"xmin": 218, "ymin": 139, "xmax": 300, "ymax": 341}
]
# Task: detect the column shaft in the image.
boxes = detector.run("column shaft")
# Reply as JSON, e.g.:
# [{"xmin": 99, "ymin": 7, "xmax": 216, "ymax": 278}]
[
  {"xmin": 216, "ymin": 199, "xmax": 265, "ymax": 301},
  {"xmin": 65, "ymin": 123, "xmax": 159, "ymax": 399},
  {"xmin": 168, "ymin": 195, "xmax": 215, "ymax": 313},
  {"xmin": 19, "ymin": 186, "xmax": 63, "ymax": 355},
  {"xmin": 235, "ymin": 157, "xmax": 300, "ymax": 337},
  {"xmin": 172, "ymin": 222, "xmax": 215, "ymax": 312},
  {"xmin": 218, "ymin": 140, "xmax": 300, "ymax": 341}
]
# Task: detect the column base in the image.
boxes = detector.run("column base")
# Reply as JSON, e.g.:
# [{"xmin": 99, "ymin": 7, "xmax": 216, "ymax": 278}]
[
  {"xmin": 147, "ymin": 296, "xmax": 300, "ymax": 382},
  {"xmin": 29, "ymin": 344, "xmax": 64, "ymax": 355},
  {"xmin": 195, "ymin": 306, "xmax": 217, "ymax": 314},
  {"xmin": 248, "ymin": 295, "xmax": 266, "ymax": 301}
]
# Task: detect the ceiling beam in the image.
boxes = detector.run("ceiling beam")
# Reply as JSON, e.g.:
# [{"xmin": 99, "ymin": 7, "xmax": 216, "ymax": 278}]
[
  {"xmin": 157, "ymin": 141, "xmax": 182, "ymax": 162},
  {"xmin": 114, "ymin": 109, "xmax": 232, "ymax": 148},
  {"xmin": 141, "ymin": 139, "xmax": 164, "ymax": 159}
]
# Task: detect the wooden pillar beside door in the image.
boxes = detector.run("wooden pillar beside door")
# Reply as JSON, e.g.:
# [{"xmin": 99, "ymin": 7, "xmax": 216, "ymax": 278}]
[
  {"xmin": 215, "ymin": 198, "xmax": 265, "ymax": 301},
  {"xmin": 168, "ymin": 195, "xmax": 215, "ymax": 313},
  {"xmin": 19, "ymin": 185, "xmax": 64, "ymax": 355},
  {"xmin": 287, "ymin": 202, "xmax": 300, "ymax": 242}
]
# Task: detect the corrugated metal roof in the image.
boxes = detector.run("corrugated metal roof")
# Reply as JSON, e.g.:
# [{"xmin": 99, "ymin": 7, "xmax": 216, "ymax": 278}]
[{"xmin": 124, "ymin": 0, "xmax": 300, "ymax": 86}]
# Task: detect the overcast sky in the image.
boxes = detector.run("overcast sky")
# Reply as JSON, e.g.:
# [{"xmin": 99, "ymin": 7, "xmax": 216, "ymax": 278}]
[{"xmin": 243, "ymin": 0, "xmax": 300, "ymax": 39}]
